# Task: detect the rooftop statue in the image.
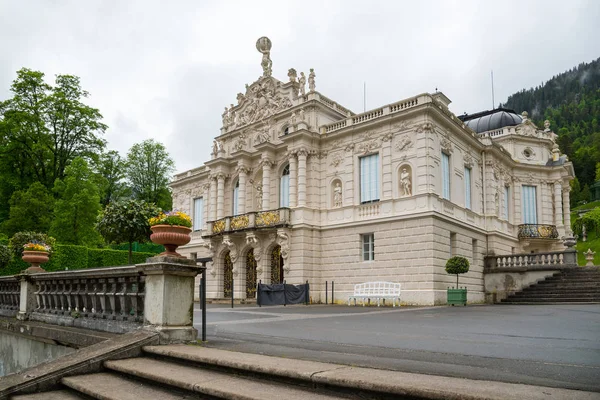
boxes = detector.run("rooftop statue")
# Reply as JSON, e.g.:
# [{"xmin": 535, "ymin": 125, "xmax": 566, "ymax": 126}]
[{"xmin": 256, "ymin": 37, "xmax": 272, "ymax": 77}]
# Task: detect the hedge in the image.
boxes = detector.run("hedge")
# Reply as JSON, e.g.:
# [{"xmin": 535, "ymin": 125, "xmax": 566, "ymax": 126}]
[
  {"xmin": 0, "ymin": 244, "xmax": 157, "ymax": 276},
  {"xmin": 109, "ymin": 242, "xmax": 164, "ymax": 254}
]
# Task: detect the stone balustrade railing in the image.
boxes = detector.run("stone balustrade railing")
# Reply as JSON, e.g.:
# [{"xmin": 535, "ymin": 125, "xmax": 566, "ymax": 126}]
[
  {"xmin": 0, "ymin": 277, "xmax": 20, "ymax": 317},
  {"xmin": 29, "ymin": 266, "xmax": 145, "ymax": 323},
  {"xmin": 205, "ymin": 208, "xmax": 291, "ymax": 237},
  {"xmin": 322, "ymin": 94, "xmax": 426, "ymax": 134},
  {"xmin": 0, "ymin": 257, "xmax": 204, "ymax": 343},
  {"xmin": 484, "ymin": 249, "xmax": 577, "ymax": 271}
]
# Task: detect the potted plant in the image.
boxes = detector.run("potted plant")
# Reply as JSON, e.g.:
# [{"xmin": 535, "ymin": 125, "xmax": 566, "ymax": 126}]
[
  {"xmin": 149, "ymin": 211, "xmax": 192, "ymax": 257},
  {"xmin": 22, "ymin": 240, "xmax": 52, "ymax": 273},
  {"xmin": 445, "ymin": 256, "xmax": 469, "ymax": 306}
]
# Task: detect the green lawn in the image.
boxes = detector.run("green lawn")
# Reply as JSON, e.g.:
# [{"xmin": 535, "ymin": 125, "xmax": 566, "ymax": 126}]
[{"xmin": 576, "ymin": 230, "xmax": 600, "ymax": 266}]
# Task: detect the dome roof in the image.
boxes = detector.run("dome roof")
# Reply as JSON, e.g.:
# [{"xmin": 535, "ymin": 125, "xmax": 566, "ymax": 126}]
[{"xmin": 459, "ymin": 108, "xmax": 523, "ymax": 133}]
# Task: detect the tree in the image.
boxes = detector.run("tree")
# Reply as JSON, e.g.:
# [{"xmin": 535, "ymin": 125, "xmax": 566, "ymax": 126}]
[
  {"xmin": 445, "ymin": 256, "xmax": 470, "ymax": 289},
  {"xmin": 125, "ymin": 139, "xmax": 174, "ymax": 210},
  {"xmin": 96, "ymin": 150, "xmax": 129, "ymax": 207},
  {"xmin": 1, "ymin": 182, "xmax": 54, "ymax": 236},
  {"xmin": 0, "ymin": 68, "xmax": 107, "ymax": 223},
  {"xmin": 50, "ymin": 157, "xmax": 102, "ymax": 245},
  {"xmin": 596, "ymin": 162, "xmax": 600, "ymax": 182},
  {"xmin": 8, "ymin": 231, "xmax": 56, "ymax": 259},
  {"xmin": 96, "ymin": 199, "xmax": 159, "ymax": 263}
]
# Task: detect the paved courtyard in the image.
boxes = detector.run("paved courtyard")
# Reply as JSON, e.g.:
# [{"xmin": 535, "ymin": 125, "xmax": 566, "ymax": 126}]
[{"xmin": 193, "ymin": 303, "xmax": 600, "ymax": 392}]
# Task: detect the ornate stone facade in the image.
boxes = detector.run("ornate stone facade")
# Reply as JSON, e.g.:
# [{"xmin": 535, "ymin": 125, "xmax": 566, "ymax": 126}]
[{"xmin": 170, "ymin": 38, "xmax": 575, "ymax": 305}]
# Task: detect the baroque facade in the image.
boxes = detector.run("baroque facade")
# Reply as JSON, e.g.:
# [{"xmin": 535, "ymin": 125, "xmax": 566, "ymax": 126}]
[{"xmin": 170, "ymin": 37, "xmax": 575, "ymax": 305}]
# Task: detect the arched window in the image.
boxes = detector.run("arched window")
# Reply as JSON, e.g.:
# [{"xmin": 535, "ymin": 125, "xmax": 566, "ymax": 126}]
[
  {"xmin": 233, "ymin": 179, "xmax": 240, "ymax": 215},
  {"xmin": 283, "ymin": 126, "xmax": 290, "ymax": 136},
  {"xmin": 280, "ymin": 165, "xmax": 290, "ymax": 207}
]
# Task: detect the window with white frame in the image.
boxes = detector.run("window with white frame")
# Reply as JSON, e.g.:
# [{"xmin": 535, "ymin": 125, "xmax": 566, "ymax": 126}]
[
  {"xmin": 280, "ymin": 164, "xmax": 290, "ymax": 207},
  {"xmin": 503, "ymin": 186, "xmax": 509, "ymax": 220},
  {"xmin": 442, "ymin": 152, "xmax": 451, "ymax": 200},
  {"xmin": 360, "ymin": 154, "xmax": 380, "ymax": 203},
  {"xmin": 193, "ymin": 197, "xmax": 204, "ymax": 231},
  {"xmin": 362, "ymin": 233, "xmax": 375, "ymax": 261},
  {"xmin": 233, "ymin": 180, "xmax": 239, "ymax": 215},
  {"xmin": 464, "ymin": 167, "xmax": 472, "ymax": 209},
  {"xmin": 522, "ymin": 185, "xmax": 537, "ymax": 224}
]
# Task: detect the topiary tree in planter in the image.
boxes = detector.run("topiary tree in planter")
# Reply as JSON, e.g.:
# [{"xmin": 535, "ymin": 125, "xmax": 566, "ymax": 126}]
[
  {"xmin": 445, "ymin": 256, "xmax": 470, "ymax": 288},
  {"xmin": 445, "ymin": 256, "xmax": 470, "ymax": 306}
]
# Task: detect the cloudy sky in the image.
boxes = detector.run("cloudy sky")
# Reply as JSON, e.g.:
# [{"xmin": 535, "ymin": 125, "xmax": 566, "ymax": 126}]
[{"xmin": 1, "ymin": 0, "xmax": 599, "ymax": 173}]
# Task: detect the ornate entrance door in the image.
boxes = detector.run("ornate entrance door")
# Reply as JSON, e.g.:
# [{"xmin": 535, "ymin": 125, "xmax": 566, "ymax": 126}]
[
  {"xmin": 246, "ymin": 249, "xmax": 257, "ymax": 298},
  {"xmin": 270, "ymin": 245, "xmax": 284, "ymax": 284},
  {"xmin": 223, "ymin": 251, "xmax": 233, "ymax": 298}
]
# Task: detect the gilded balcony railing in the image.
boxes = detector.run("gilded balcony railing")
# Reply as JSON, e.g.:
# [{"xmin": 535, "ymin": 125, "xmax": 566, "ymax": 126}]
[
  {"xmin": 517, "ymin": 224, "xmax": 559, "ymax": 240},
  {"xmin": 204, "ymin": 208, "xmax": 290, "ymax": 237}
]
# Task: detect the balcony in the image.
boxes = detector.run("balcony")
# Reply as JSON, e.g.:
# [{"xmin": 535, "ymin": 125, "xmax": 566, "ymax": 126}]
[
  {"xmin": 517, "ymin": 224, "xmax": 559, "ymax": 240},
  {"xmin": 204, "ymin": 208, "xmax": 291, "ymax": 237}
]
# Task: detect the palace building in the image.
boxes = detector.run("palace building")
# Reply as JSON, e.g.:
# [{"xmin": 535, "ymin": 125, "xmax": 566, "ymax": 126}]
[{"xmin": 170, "ymin": 37, "xmax": 575, "ymax": 305}]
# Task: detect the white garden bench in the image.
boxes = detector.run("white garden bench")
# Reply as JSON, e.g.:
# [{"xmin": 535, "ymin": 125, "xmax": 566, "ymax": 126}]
[{"xmin": 348, "ymin": 282, "xmax": 401, "ymax": 307}]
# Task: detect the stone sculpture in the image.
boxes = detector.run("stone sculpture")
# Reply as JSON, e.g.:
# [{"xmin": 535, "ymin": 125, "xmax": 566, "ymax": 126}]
[
  {"xmin": 333, "ymin": 182, "xmax": 343, "ymax": 207},
  {"xmin": 308, "ymin": 68, "xmax": 316, "ymax": 92},
  {"xmin": 400, "ymin": 168, "xmax": 411, "ymax": 196},
  {"xmin": 298, "ymin": 72, "xmax": 306, "ymax": 96},
  {"xmin": 256, "ymin": 37, "xmax": 272, "ymax": 77}
]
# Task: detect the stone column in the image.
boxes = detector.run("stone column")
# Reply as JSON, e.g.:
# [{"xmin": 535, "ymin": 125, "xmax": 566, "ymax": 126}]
[
  {"xmin": 289, "ymin": 152, "xmax": 298, "ymax": 208},
  {"xmin": 237, "ymin": 165, "xmax": 248, "ymax": 214},
  {"xmin": 297, "ymin": 149, "xmax": 308, "ymax": 207},
  {"xmin": 562, "ymin": 186, "xmax": 571, "ymax": 235},
  {"xmin": 261, "ymin": 159, "xmax": 272, "ymax": 211},
  {"xmin": 554, "ymin": 181, "xmax": 563, "ymax": 227},
  {"xmin": 216, "ymin": 173, "xmax": 225, "ymax": 219},
  {"xmin": 17, "ymin": 275, "xmax": 35, "ymax": 321},
  {"xmin": 209, "ymin": 176, "xmax": 217, "ymax": 221},
  {"xmin": 136, "ymin": 256, "xmax": 204, "ymax": 343}
]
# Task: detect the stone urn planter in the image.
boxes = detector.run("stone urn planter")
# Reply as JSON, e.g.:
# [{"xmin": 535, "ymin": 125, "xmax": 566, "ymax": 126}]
[
  {"xmin": 150, "ymin": 225, "xmax": 192, "ymax": 257},
  {"xmin": 22, "ymin": 250, "xmax": 49, "ymax": 273}
]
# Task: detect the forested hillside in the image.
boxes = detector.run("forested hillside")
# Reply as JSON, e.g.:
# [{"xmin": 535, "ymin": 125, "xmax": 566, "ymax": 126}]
[{"xmin": 500, "ymin": 57, "xmax": 600, "ymax": 206}]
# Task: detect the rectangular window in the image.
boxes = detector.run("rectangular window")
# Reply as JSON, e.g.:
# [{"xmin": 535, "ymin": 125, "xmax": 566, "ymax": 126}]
[
  {"xmin": 280, "ymin": 173, "xmax": 290, "ymax": 207},
  {"xmin": 233, "ymin": 185, "xmax": 239, "ymax": 215},
  {"xmin": 442, "ymin": 153, "xmax": 450, "ymax": 200},
  {"xmin": 360, "ymin": 154, "xmax": 380, "ymax": 203},
  {"xmin": 464, "ymin": 167, "xmax": 472, "ymax": 209},
  {"xmin": 503, "ymin": 186, "xmax": 509, "ymax": 220},
  {"xmin": 362, "ymin": 233, "xmax": 375, "ymax": 261},
  {"xmin": 450, "ymin": 232, "xmax": 457, "ymax": 257},
  {"xmin": 522, "ymin": 185, "xmax": 537, "ymax": 224},
  {"xmin": 193, "ymin": 198, "xmax": 204, "ymax": 231}
]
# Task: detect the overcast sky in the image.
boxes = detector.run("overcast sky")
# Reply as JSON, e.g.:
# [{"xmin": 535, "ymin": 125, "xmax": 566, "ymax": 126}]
[{"xmin": 1, "ymin": 0, "xmax": 599, "ymax": 173}]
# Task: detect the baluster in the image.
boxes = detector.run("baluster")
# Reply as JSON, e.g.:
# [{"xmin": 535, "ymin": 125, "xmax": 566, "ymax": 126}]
[
  {"xmin": 42, "ymin": 281, "xmax": 50, "ymax": 311},
  {"xmin": 65, "ymin": 280, "xmax": 73, "ymax": 311},
  {"xmin": 98, "ymin": 278, "xmax": 107, "ymax": 318},
  {"xmin": 127, "ymin": 276, "xmax": 138, "ymax": 321},
  {"xmin": 51, "ymin": 280, "xmax": 59, "ymax": 312},
  {"xmin": 90, "ymin": 279, "xmax": 98, "ymax": 315},
  {"xmin": 58, "ymin": 279, "xmax": 66, "ymax": 312},
  {"xmin": 117, "ymin": 277, "xmax": 127, "ymax": 319},
  {"xmin": 81, "ymin": 279, "xmax": 89, "ymax": 313},
  {"xmin": 108, "ymin": 278, "xmax": 117, "ymax": 319}
]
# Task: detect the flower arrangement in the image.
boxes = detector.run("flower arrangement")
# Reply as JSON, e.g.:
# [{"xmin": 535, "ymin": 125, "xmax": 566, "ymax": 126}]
[
  {"xmin": 23, "ymin": 240, "xmax": 51, "ymax": 252},
  {"xmin": 149, "ymin": 211, "xmax": 192, "ymax": 228}
]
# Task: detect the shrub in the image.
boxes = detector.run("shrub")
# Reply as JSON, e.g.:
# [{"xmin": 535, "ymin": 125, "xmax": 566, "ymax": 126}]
[
  {"xmin": 87, "ymin": 249, "xmax": 156, "ymax": 268},
  {"xmin": 9, "ymin": 232, "xmax": 56, "ymax": 259},
  {"xmin": 0, "ymin": 245, "xmax": 11, "ymax": 268},
  {"xmin": 445, "ymin": 256, "xmax": 470, "ymax": 289}
]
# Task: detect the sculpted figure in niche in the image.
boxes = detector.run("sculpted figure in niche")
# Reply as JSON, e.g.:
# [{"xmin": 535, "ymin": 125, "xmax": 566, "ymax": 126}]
[
  {"xmin": 400, "ymin": 167, "xmax": 412, "ymax": 196},
  {"xmin": 308, "ymin": 68, "xmax": 316, "ymax": 92},
  {"xmin": 255, "ymin": 184, "xmax": 263, "ymax": 210},
  {"xmin": 298, "ymin": 72, "xmax": 306, "ymax": 96},
  {"xmin": 333, "ymin": 182, "xmax": 343, "ymax": 207}
]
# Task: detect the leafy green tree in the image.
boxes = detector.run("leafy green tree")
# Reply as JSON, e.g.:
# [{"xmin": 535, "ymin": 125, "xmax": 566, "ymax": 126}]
[
  {"xmin": 50, "ymin": 158, "xmax": 102, "ymax": 245},
  {"xmin": 125, "ymin": 139, "xmax": 174, "ymax": 210},
  {"xmin": 596, "ymin": 162, "xmax": 600, "ymax": 182},
  {"xmin": 96, "ymin": 150, "xmax": 129, "ymax": 207},
  {"xmin": 96, "ymin": 199, "xmax": 159, "ymax": 263},
  {"xmin": 445, "ymin": 256, "xmax": 470, "ymax": 289},
  {"xmin": 0, "ymin": 245, "xmax": 11, "ymax": 268},
  {"xmin": 1, "ymin": 182, "xmax": 54, "ymax": 236},
  {"xmin": 0, "ymin": 68, "xmax": 107, "ymax": 224}
]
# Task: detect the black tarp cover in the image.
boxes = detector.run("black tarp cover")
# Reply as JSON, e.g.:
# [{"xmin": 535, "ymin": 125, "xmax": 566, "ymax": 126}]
[{"xmin": 257, "ymin": 283, "xmax": 308, "ymax": 306}]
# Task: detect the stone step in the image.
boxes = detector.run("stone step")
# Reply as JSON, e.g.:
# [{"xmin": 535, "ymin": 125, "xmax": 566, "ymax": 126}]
[
  {"xmin": 540, "ymin": 276, "xmax": 600, "ymax": 281},
  {"xmin": 513, "ymin": 292, "xmax": 600, "ymax": 298},
  {"xmin": 103, "ymin": 357, "xmax": 343, "ymax": 399},
  {"xmin": 518, "ymin": 290, "xmax": 600, "ymax": 295},
  {"xmin": 535, "ymin": 281, "xmax": 600, "ymax": 286},
  {"xmin": 12, "ymin": 390, "xmax": 86, "ymax": 400},
  {"xmin": 61, "ymin": 373, "xmax": 192, "ymax": 400},
  {"xmin": 502, "ymin": 297, "xmax": 600, "ymax": 303}
]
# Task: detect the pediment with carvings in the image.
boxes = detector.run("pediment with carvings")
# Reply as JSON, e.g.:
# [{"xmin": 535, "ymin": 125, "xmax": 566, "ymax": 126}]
[{"xmin": 221, "ymin": 76, "xmax": 295, "ymax": 132}]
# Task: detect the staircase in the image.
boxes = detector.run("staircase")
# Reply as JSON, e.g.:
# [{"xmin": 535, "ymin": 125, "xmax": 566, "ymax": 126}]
[
  {"xmin": 502, "ymin": 267, "xmax": 600, "ymax": 304},
  {"xmin": 10, "ymin": 346, "xmax": 389, "ymax": 400}
]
